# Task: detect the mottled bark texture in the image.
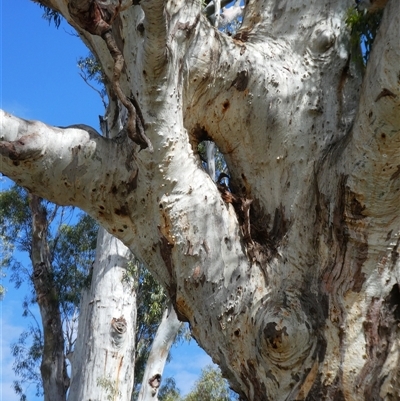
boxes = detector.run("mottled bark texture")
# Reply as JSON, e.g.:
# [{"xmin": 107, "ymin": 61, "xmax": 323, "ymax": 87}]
[{"xmin": 1, "ymin": 0, "xmax": 399, "ymax": 399}]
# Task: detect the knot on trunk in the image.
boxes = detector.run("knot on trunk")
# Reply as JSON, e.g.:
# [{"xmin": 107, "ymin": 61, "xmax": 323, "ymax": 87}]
[
  {"xmin": 308, "ymin": 22, "xmax": 336, "ymax": 54},
  {"xmin": 33, "ymin": 262, "xmax": 45, "ymax": 279},
  {"xmin": 149, "ymin": 373, "xmax": 161, "ymax": 395},
  {"xmin": 110, "ymin": 316, "xmax": 127, "ymax": 348},
  {"xmin": 256, "ymin": 297, "xmax": 314, "ymax": 368}
]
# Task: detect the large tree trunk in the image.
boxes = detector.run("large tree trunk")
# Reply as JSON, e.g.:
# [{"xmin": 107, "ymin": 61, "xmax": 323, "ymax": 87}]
[
  {"xmin": 1, "ymin": 0, "xmax": 399, "ymax": 400},
  {"xmin": 29, "ymin": 195, "xmax": 69, "ymax": 401},
  {"xmin": 68, "ymin": 227, "xmax": 137, "ymax": 400}
]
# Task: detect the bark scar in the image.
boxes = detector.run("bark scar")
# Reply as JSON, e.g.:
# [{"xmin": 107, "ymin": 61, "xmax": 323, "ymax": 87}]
[{"xmin": 375, "ymin": 88, "xmax": 397, "ymax": 102}]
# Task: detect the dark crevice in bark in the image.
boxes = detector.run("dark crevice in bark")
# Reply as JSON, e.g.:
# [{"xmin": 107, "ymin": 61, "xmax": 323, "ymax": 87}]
[
  {"xmin": 299, "ymin": 288, "xmax": 328, "ymax": 361},
  {"xmin": 357, "ymin": 292, "xmax": 398, "ymax": 399},
  {"xmin": 240, "ymin": 360, "xmax": 269, "ymax": 401},
  {"xmin": 306, "ymin": 373, "xmax": 345, "ymax": 401}
]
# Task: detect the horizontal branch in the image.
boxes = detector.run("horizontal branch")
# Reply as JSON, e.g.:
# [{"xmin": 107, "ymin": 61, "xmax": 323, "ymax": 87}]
[{"xmin": 0, "ymin": 109, "xmax": 137, "ymax": 222}]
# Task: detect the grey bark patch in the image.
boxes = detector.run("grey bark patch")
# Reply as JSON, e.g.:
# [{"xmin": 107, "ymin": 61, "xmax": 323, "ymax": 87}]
[
  {"xmin": 61, "ymin": 146, "xmax": 88, "ymax": 179},
  {"xmin": 231, "ymin": 70, "xmax": 249, "ymax": 92}
]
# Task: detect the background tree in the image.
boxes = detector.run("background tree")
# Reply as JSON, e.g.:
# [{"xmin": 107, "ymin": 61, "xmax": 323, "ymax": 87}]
[
  {"xmin": 0, "ymin": 186, "xmax": 97, "ymax": 401},
  {"xmin": 183, "ymin": 365, "xmax": 239, "ymax": 401},
  {"xmin": 1, "ymin": 0, "xmax": 399, "ymax": 400},
  {"xmin": 0, "ymin": 186, "xmax": 182, "ymax": 400}
]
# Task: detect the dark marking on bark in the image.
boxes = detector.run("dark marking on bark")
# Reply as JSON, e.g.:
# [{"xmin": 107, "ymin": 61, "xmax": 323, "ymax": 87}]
[
  {"xmin": 299, "ymin": 288, "xmax": 328, "ymax": 362},
  {"xmin": 317, "ymin": 173, "xmax": 369, "ymax": 292},
  {"xmin": 375, "ymin": 88, "xmax": 396, "ymax": 102},
  {"xmin": 333, "ymin": 175, "xmax": 349, "ymax": 250},
  {"xmin": 68, "ymin": 0, "xmax": 112, "ymax": 36},
  {"xmin": 231, "ymin": 70, "xmax": 249, "ymax": 92},
  {"xmin": 355, "ymin": 285, "xmax": 400, "ymax": 398},
  {"xmin": 269, "ymin": 205, "xmax": 289, "ymax": 242},
  {"xmin": 170, "ymin": 14, "xmax": 200, "ymax": 40},
  {"xmin": 222, "ymin": 99, "xmax": 230, "ymax": 112},
  {"xmin": 240, "ymin": 361, "xmax": 269, "ymax": 401},
  {"xmin": 233, "ymin": 29, "xmax": 251, "ymax": 43},
  {"xmin": 391, "ymin": 237, "xmax": 400, "ymax": 266},
  {"xmin": 114, "ymin": 204, "xmax": 129, "ymax": 216},
  {"xmin": 352, "ymin": 242, "xmax": 368, "ymax": 292},
  {"xmin": 185, "ymin": 239, "xmax": 194, "ymax": 255},
  {"xmin": 349, "ymin": 193, "xmax": 366, "ymax": 219},
  {"xmin": 0, "ymin": 134, "xmax": 42, "ymax": 161},
  {"xmin": 386, "ymin": 284, "xmax": 400, "ymax": 321},
  {"xmin": 126, "ymin": 168, "xmax": 139, "ymax": 193},
  {"xmin": 149, "ymin": 373, "xmax": 161, "ymax": 389},
  {"xmin": 264, "ymin": 322, "xmax": 288, "ymax": 350},
  {"xmin": 306, "ymin": 374, "xmax": 345, "ymax": 401},
  {"xmin": 390, "ymin": 165, "xmax": 400, "ymax": 181},
  {"xmin": 137, "ymin": 22, "xmax": 144, "ymax": 35}
]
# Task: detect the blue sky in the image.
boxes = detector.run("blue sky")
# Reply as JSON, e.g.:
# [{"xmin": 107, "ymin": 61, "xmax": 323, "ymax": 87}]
[{"xmin": 1, "ymin": 2, "xmax": 212, "ymax": 399}]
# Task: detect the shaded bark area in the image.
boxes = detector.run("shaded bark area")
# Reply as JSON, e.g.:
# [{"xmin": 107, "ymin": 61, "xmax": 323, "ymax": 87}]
[{"xmin": 29, "ymin": 195, "xmax": 69, "ymax": 401}]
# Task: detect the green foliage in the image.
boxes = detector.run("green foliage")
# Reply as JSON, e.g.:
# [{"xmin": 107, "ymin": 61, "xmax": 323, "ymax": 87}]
[
  {"xmin": 183, "ymin": 365, "xmax": 239, "ymax": 401},
  {"xmin": 37, "ymin": 4, "xmax": 62, "ymax": 28},
  {"xmin": 126, "ymin": 261, "xmax": 168, "ymax": 387},
  {"xmin": 97, "ymin": 376, "xmax": 121, "ymax": 401},
  {"xmin": 158, "ymin": 377, "xmax": 181, "ymax": 401},
  {"xmin": 346, "ymin": 7, "xmax": 384, "ymax": 68},
  {"xmin": 11, "ymin": 318, "xmax": 44, "ymax": 401},
  {"xmin": 51, "ymin": 213, "xmax": 98, "ymax": 310},
  {"xmin": 77, "ymin": 53, "xmax": 108, "ymax": 108},
  {"xmin": 0, "ymin": 185, "xmax": 98, "ymax": 398}
]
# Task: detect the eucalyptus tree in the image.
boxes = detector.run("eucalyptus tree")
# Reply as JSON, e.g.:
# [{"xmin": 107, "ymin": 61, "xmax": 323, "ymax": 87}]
[
  {"xmin": 1, "ymin": 1, "xmax": 399, "ymax": 400},
  {"xmin": 0, "ymin": 186, "xmax": 178, "ymax": 401},
  {"xmin": 0, "ymin": 186, "xmax": 98, "ymax": 400}
]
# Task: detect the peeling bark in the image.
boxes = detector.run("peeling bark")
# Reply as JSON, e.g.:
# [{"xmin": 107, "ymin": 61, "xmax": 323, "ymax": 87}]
[{"xmin": 1, "ymin": 0, "xmax": 400, "ymax": 399}]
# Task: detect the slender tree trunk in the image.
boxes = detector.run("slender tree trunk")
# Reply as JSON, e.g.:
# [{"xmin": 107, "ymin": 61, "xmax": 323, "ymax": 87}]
[
  {"xmin": 137, "ymin": 302, "xmax": 183, "ymax": 401},
  {"xmin": 29, "ymin": 195, "xmax": 69, "ymax": 401},
  {"xmin": 68, "ymin": 228, "xmax": 137, "ymax": 401}
]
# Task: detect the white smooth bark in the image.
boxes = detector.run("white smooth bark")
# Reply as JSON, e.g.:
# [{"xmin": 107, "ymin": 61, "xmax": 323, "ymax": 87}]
[
  {"xmin": 68, "ymin": 228, "xmax": 137, "ymax": 401},
  {"xmin": 1, "ymin": 0, "xmax": 399, "ymax": 399},
  {"xmin": 137, "ymin": 303, "xmax": 183, "ymax": 401}
]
